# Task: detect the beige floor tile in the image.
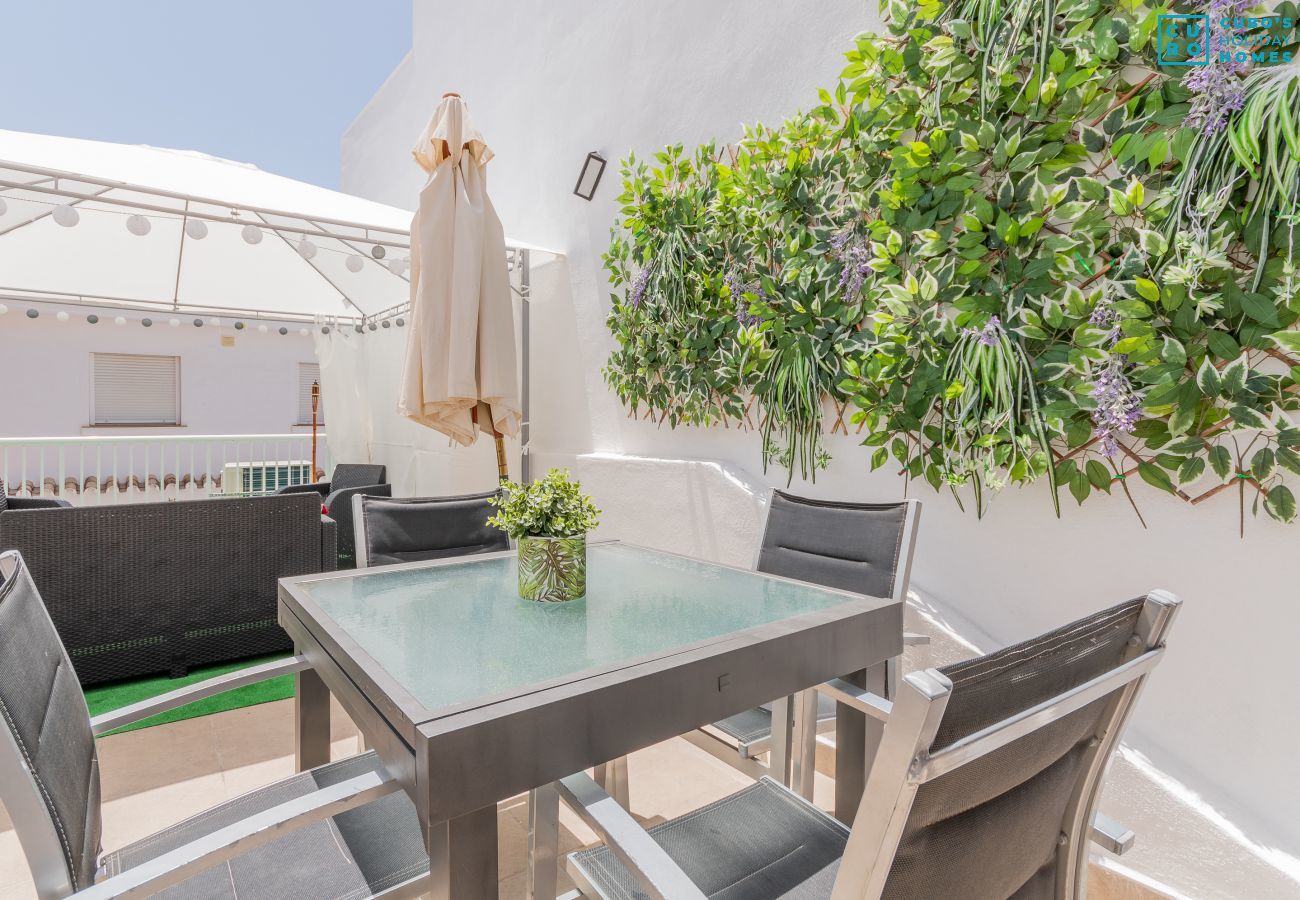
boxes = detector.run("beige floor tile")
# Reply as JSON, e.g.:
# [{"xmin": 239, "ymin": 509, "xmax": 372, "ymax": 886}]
[{"xmin": 97, "ymin": 713, "xmax": 223, "ymax": 803}]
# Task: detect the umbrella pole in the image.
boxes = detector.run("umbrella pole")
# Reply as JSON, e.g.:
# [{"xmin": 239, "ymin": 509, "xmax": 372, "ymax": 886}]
[
  {"xmin": 473, "ymin": 404, "xmax": 510, "ymax": 482},
  {"xmin": 494, "ymin": 434, "xmax": 508, "ymax": 482}
]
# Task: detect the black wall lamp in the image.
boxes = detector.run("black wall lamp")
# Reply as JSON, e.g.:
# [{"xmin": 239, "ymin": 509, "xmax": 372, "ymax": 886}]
[{"xmin": 573, "ymin": 151, "xmax": 607, "ymax": 200}]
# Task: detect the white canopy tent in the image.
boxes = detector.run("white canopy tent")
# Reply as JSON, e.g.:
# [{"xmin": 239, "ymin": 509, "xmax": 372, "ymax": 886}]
[
  {"xmin": 0, "ymin": 129, "xmax": 556, "ymax": 485},
  {"xmin": 0, "ymin": 129, "xmax": 416, "ymax": 322}
]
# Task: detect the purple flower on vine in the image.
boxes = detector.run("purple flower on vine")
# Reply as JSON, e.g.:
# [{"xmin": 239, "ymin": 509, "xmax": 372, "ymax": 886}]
[
  {"xmin": 725, "ymin": 271, "xmax": 763, "ymax": 327},
  {"xmin": 832, "ymin": 232, "xmax": 871, "ymax": 298},
  {"xmin": 962, "ymin": 315, "xmax": 1003, "ymax": 346},
  {"xmin": 1184, "ymin": 0, "xmax": 1250, "ymax": 135},
  {"xmin": 1090, "ymin": 355, "xmax": 1142, "ymax": 458},
  {"xmin": 1089, "ymin": 293, "xmax": 1121, "ymax": 346},
  {"xmin": 629, "ymin": 267, "xmax": 652, "ymax": 309}
]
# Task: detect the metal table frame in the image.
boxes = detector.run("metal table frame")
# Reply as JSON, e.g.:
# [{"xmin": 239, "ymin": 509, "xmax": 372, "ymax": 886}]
[{"xmin": 278, "ymin": 542, "xmax": 901, "ymax": 899}]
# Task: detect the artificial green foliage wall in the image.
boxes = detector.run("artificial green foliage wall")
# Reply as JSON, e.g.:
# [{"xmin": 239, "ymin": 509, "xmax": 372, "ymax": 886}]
[{"xmin": 602, "ymin": 0, "xmax": 1300, "ymax": 525}]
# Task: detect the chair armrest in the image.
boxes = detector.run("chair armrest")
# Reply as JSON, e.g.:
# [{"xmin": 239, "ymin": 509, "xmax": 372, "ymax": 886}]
[
  {"xmin": 815, "ymin": 677, "xmax": 893, "ymax": 722},
  {"xmin": 557, "ymin": 772, "xmax": 707, "ymax": 900},
  {"xmin": 322, "ymin": 483, "xmax": 391, "ymax": 512},
  {"xmin": 276, "ymin": 481, "xmax": 330, "ymax": 497},
  {"xmin": 8, "ymin": 496, "xmax": 72, "ymax": 510},
  {"xmin": 315, "ymin": 512, "xmax": 335, "ymax": 569},
  {"xmin": 324, "ymin": 484, "xmax": 391, "ymax": 558},
  {"xmin": 71, "ymin": 767, "xmax": 397, "ymax": 899},
  {"xmin": 1091, "ymin": 811, "xmax": 1135, "ymax": 855},
  {"xmin": 90, "ymin": 656, "xmax": 310, "ymax": 736},
  {"xmin": 903, "ymin": 632, "xmax": 930, "ymax": 646}
]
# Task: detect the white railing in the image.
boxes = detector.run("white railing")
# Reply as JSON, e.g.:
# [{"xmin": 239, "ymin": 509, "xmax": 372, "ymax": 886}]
[{"xmin": 0, "ymin": 434, "xmax": 332, "ymax": 506}]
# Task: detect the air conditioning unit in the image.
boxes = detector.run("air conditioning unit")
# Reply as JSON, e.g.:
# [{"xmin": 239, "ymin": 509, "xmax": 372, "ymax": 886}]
[{"xmin": 221, "ymin": 460, "xmax": 313, "ymax": 496}]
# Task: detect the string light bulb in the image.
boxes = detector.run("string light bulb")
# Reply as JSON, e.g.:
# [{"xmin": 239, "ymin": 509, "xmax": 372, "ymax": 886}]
[
  {"xmin": 184, "ymin": 219, "xmax": 208, "ymax": 240},
  {"xmin": 241, "ymin": 224, "xmax": 263, "ymax": 245},
  {"xmin": 297, "ymin": 238, "xmax": 317, "ymax": 260},
  {"xmin": 52, "ymin": 205, "xmax": 79, "ymax": 227},
  {"xmin": 126, "ymin": 214, "xmax": 151, "ymax": 236},
  {"xmin": 56, "ymin": 311, "xmax": 69, "ymax": 322},
  {"xmin": 345, "ymin": 254, "xmax": 364, "ymax": 273}
]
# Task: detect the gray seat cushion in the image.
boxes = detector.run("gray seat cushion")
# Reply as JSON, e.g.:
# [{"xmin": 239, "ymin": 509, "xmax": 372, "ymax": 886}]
[
  {"xmin": 103, "ymin": 751, "xmax": 428, "ymax": 899},
  {"xmin": 569, "ymin": 778, "xmax": 847, "ymax": 900}
]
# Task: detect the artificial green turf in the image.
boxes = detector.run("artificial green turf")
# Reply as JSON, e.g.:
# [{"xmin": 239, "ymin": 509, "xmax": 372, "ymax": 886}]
[{"xmin": 83, "ymin": 654, "xmax": 295, "ymax": 736}]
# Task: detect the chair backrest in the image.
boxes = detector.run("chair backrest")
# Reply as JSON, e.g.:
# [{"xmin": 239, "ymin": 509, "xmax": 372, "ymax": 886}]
[
  {"xmin": 833, "ymin": 592, "xmax": 1180, "ymax": 900},
  {"xmin": 353, "ymin": 491, "xmax": 510, "ymax": 568},
  {"xmin": 0, "ymin": 550, "xmax": 101, "ymax": 897},
  {"xmin": 756, "ymin": 492, "xmax": 919, "ymax": 602},
  {"xmin": 330, "ymin": 463, "xmax": 387, "ymax": 492},
  {"xmin": 0, "ymin": 478, "xmax": 9, "ymax": 512}
]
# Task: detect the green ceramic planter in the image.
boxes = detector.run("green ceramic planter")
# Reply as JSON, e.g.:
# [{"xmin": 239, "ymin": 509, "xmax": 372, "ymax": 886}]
[{"xmin": 516, "ymin": 534, "xmax": 587, "ymax": 602}]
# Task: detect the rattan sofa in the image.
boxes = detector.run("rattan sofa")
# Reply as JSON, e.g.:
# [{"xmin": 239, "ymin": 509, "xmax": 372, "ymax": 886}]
[{"xmin": 0, "ymin": 493, "xmax": 336, "ymax": 685}]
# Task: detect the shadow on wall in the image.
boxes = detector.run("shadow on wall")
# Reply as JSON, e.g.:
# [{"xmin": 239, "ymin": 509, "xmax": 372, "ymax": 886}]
[{"xmin": 531, "ymin": 450, "xmax": 768, "ymax": 568}]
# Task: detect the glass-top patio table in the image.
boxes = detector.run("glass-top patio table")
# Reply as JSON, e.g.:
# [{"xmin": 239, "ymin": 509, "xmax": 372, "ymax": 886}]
[{"xmin": 277, "ymin": 541, "xmax": 902, "ymax": 899}]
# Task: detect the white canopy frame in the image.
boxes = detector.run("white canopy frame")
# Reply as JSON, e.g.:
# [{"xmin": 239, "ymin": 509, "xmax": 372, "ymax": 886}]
[{"xmin": 0, "ymin": 157, "xmax": 413, "ymax": 324}]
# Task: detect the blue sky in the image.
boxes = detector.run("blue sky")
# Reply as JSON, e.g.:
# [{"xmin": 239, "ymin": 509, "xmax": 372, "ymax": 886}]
[{"xmin": 0, "ymin": 1, "xmax": 410, "ymax": 189}]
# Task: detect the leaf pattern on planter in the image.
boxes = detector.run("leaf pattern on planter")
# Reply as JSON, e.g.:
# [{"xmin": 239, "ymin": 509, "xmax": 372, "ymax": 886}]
[{"xmin": 518, "ymin": 536, "xmax": 587, "ymax": 602}]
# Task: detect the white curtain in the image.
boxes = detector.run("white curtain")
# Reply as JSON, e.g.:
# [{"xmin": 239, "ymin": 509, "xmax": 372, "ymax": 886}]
[{"xmin": 314, "ymin": 325, "xmax": 510, "ymax": 497}]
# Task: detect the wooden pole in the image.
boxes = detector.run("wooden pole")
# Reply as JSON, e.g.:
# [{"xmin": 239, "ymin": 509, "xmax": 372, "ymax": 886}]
[
  {"xmin": 472, "ymin": 403, "xmax": 509, "ymax": 482},
  {"xmin": 310, "ymin": 380, "xmax": 320, "ymax": 480},
  {"xmin": 494, "ymin": 434, "xmax": 508, "ymax": 482}
]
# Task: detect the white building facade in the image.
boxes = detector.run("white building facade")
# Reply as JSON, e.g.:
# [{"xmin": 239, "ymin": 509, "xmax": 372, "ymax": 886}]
[{"xmin": 0, "ymin": 309, "xmax": 321, "ymax": 439}]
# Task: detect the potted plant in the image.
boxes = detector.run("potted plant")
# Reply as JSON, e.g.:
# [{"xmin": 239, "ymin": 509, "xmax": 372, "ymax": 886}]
[{"xmin": 487, "ymin": 469, "xmax": 601, "ymax": 602}]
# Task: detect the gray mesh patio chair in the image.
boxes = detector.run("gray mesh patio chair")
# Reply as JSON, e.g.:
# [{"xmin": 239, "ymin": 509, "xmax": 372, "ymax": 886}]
[
  {"xmin": 352, "ymin": 491, "xmax": 509, "ymax": 568},
  {"xmin": 597, "ymin": 493, "xmax": 923, "ymax": 806},
  {"xmin": 553, "ymin": 591, "xmax": 1179, "ymax": 900},
  {"xmin": 0, "ymin": 549, "xmax": 430, "ymax": 900}
]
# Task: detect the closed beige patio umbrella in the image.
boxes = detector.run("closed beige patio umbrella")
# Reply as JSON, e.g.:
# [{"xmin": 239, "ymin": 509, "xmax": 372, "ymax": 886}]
[{"xmin": 400, "ymin": 92, "xmax": 520, "ymax": 478}]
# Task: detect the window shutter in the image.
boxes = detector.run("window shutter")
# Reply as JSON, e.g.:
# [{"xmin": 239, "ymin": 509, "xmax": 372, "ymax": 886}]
[
  {"xmin": 298, "ymin": 363, "xmax": 323, "ymax": 425},
  {"xmin": 92, "ymin": 353, "xmax": 180, "ymax": 425}
]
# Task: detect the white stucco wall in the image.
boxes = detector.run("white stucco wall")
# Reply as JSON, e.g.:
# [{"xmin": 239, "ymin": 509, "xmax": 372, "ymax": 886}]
[
  {"xmin": 342, "ymin": 1, "xmax": 1300, "ymax": 893},
  {"xmin": 0, "ymin": 310, "xmax": 320, "ymax": 437}
]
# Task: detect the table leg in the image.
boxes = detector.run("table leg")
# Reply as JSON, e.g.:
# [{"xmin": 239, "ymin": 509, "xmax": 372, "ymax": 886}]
[
  {"xmin": 834, "ymin": 660, "xmax": 888, "ymax": 824},
  {"xmin": 769, "ymin": 694, "xmax": 795, "ymax": 786},
  {"xmin": 527, "ymin": 784, "xmax": 559, "ymax": 900},
  {"xmin": 593, "ymin": 756, "xmax": 630, "ymax": 809},
  {"xmin": 427, "ymin": 805, "xmax": 499, "ymax": 900},
  {"xmin": 294, "ymin": 663, "xmax": 330, "ymax": 772},
  {"xmin": 790, "ymin": 689, "xmax": 819, "ymax": 801}
]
